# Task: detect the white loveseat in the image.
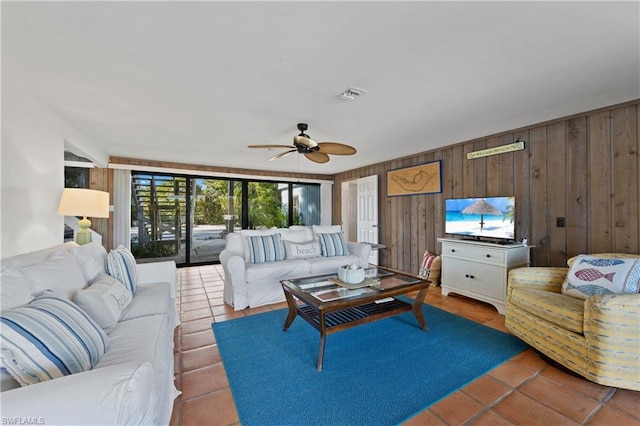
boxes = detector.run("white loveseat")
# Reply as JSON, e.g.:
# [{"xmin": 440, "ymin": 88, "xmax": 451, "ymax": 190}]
[
  {"xmin": 220, "ymin": 225, "xmax": 372, "ymax": 310},
  {"xmin": 0, "ymin": 242, "xmax": 179, "ymax": 425}
]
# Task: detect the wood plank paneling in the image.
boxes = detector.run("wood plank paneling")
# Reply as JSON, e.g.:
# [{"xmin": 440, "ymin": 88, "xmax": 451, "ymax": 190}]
[
  {"xmin": 473, "ymin": 140, "xmax": 487, "ymax": 197},
  {"xmin": 486, "ymin": 137, "xmax": 501, "ymax": 196},
  {"xmin": 451, "ymin": 145, "xmax": 463, "ymax": 198},
  {"xmin": 588, "ymin": 111, "xmax": 613, "ymax": 253},
  {"xmin": 566, "ymin": 117, "xmax": 588, "ymax": 258},
  {"xmin": 89, "ymin": 168, "xmax": 114, "ymax": 250},
  {"xmin": 611, "ymin": 105, "xmax": 639, "ymax": 253},
  {"xmin": 334, "ymin": 100, "xmax": 640, "ymax": 270},
  {"xmin": 499, "ymin": 134, "xmax": 515, "ymax": 197},
  {"xmin": 529, "ymin": 126, "xmax": 549, "ymax": 265},
  {"xmin": 547, "ymin": 122, "xmax": 568, "ymax": 266},
  {"xmin": 513, "ymin": 130, "xmax": 530, "ymax": 249}
]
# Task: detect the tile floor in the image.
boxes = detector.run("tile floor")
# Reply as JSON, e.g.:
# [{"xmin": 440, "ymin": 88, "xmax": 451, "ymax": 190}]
[{"xmin": 170, "ymin": 265, "xmax": 640, "ymax": 426}]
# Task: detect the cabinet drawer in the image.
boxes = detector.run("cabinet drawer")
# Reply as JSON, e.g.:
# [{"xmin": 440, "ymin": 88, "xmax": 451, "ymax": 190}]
[{"xmin": 441, "ymin": 244, "xmax": 505, "ymax": 264}]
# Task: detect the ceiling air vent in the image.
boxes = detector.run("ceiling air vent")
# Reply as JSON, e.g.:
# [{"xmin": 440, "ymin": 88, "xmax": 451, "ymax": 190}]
[{"xmin": 341, "ymin": 86, "xmax": 367, "ymax": 101}]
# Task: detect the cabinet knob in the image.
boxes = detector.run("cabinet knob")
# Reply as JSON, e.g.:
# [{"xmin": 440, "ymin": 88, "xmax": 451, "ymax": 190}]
[
  {"xmin": 451, "ymin": 249, "xmax": 455, "ymax": 252},
  {"xmin": 470, "ymin": 275, "xmax": 475, "ymax": 279},
  {"xmin": 465, "ymin": 274, "xmax": 469, "ymax": 278},
  {"xmin": 486, "ymin": 254, "xmax": 491, "ymax": 258}
]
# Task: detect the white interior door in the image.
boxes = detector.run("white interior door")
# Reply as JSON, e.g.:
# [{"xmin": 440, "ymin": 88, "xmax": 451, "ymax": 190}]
[
  {"xmin": 357, "ymin": 175, "xmax": 379, "ymax": 265},
  {"xmin": 341, "ymin": 181, "xmax": 358, "ymax": 242}
]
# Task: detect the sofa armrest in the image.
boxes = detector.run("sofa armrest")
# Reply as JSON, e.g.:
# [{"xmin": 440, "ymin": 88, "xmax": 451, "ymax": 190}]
[
  {"xmin": 0, "ymin": 362, "xmax": 156, "ymax": 425},
  {"xmin": 584, "ymin": 293, "xmax": 640, "ymax": 389},
  {"xmin": 584, "ymin": 293, "xmax": 640, "ymax": 338},
  {"xmin": 507, "ymin": 267, "xmax": 568, "ymax": 298},
  {"xmin": 136, "ymin": 260, "xmax": 177, "ymax": 299},
  {"xmin": 346, "ymin": 242, "xmax": 372, "ymax": 268},
  {"xmin": 219, "ymin": 250, "xmax": 249, "ymax": 310}
]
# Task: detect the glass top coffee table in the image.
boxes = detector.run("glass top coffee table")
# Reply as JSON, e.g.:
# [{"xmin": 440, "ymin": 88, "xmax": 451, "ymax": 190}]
[{"xmin": 281, "ymin": 267, "xmax": 430, "ymax": 371}]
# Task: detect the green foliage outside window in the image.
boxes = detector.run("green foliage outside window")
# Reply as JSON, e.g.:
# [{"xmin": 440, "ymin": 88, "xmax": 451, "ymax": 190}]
[{"xmin": 248, "ymin": 182, "xmax": 287, "ymax": 229}]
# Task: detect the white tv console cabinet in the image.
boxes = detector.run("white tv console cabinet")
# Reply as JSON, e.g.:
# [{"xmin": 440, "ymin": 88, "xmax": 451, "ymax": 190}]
[{"xmin": 438, "ymin": 238, "xmax": 532, "ymax": 314}]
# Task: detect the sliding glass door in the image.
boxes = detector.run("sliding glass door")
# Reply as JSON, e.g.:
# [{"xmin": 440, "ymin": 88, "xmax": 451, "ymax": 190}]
[
  {"xmin": 190, "ymin": 179, "xmax": 240, "ymax": 263},
  {"xmin": 131, "ymin": 174, "xmax": 188, "ymax": 263}
]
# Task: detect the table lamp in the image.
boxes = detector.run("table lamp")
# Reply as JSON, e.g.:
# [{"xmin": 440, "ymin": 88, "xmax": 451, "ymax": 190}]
[{"xmin": 57, "ymin": 188, "xmax": 110, "ymax": 245}]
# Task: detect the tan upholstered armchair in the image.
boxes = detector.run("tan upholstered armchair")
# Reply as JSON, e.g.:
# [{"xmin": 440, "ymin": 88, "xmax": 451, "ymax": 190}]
[{"xmin": 505, "ymin": 254, "xmax": 640, "ymax": 391}]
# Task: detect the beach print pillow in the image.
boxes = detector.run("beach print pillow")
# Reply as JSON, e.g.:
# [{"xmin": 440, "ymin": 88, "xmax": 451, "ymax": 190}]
[{"xmin": 561, "ymin": 255, "xmax": 640, "ymax": 300}]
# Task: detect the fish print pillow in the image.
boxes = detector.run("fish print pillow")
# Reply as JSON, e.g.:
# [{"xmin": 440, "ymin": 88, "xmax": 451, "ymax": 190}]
[{"xmin": 561, "ymin": 255, "xmax": 640, "ymax": 300}]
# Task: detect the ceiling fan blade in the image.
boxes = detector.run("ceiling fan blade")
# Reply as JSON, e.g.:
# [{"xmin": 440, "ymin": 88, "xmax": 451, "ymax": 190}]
[
  {"xmin": 293, "ymin": 135, "xmax": 318, "ymax": 148},
  {"xmin": 269, "ymin": 149, "xmax": 296, "ymax": 161},
  {"xmin": 305, "ymin": 152, "xmax": 330, "ymax": 163},
  {"xmin": 317, "ymin": 142, "xmax": 357, "ymax": 155},
  {"xmin": 248, "ymin": 144, "xmax": 294, "ymax": 149}
]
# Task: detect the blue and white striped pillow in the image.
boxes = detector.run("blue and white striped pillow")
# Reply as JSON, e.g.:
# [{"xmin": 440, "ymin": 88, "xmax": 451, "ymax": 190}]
[
  {"xmin": 247, "ymin": 234, "xmax": 285, "ymax": 264},
  {"xmin": 106, "ymin": 245, "xmax": 137, "ymax": 295},
  {"xmin": 318, "ymin": 232, "xmax": 349, "ymax": 257},
  {"xmin": 0, "ymin": 294, "xmax": 110, "ymax": 386}
]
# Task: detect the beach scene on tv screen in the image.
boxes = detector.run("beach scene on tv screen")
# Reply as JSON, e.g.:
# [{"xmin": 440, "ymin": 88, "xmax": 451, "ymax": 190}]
[{"xmin": 445, "ymin": 197, "xmax": 515, "ymax": 240}]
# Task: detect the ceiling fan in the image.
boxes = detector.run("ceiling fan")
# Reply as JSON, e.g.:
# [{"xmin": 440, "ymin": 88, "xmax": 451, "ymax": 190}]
[{"xmin": 248, "ymin": 123, "xmax": 357, "ymax": 164}]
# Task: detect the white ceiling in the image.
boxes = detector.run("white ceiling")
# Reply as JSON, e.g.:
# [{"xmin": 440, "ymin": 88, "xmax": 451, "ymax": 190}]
[{"xmin": 3, "ymin": 1, "xmax": 639, "ymax": 174}]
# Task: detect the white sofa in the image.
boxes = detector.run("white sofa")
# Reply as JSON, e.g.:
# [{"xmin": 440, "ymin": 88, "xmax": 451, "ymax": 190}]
[
  {"xmin": 0, "ymin": 242, "xmax": 179, "ymax": 425},
  {"xmin": 220, "ymin": 225, "xmax": 372, "ymax": 310}
]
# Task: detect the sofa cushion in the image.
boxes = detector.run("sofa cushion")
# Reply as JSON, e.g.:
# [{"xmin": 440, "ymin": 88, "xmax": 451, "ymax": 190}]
[
  {"xmin": 225, "ymin": 232, "xmax": 244, "ymax": 256},
  {"xmin": 561, "ymin": 255, "xmax": 640, "ymax": 300},
  {"xmin": 245, "ymin": 259, "xmax": 309, "ymax": 283},
  {"xmin": 317, "ymin": 232, "xmax": 349, "ymax": 257},
  {"xmin": 247, "ymin": 234, "xmax": 285, "ymax": 263},
  {"xmin": 120, "ymin": 282, "xmax": 173, "ymax": 321},
  {"xmin": 95, "ymin": 314, "xmax": 178, "ymax": 418},
  {"xmin": 107, "ymin": 245, "xmax": 138, "ymax": 295},
  {"xmin": 0, "ymin": 294, "xmax": 109, "ymax": 386},
  {"xmin": 284, "ymin": 240, "xmax": 322, "ymax": 259},
  {"xmin": 0, "ymin": 269, "xmax": 33, "ymax": 312},
  {"xmin": 70, "ymin": 242, "xmax": 108, "ymax": 284},
  {"xmin": 307, "ymin": 254, "xmax": 361, "ymax": 275},
  {"xmin": 73, "ymin": 274, "xmax": 133, "ymax": 334},
  {"xmin": 17, "ymin": 249, "xmax": 87, "ymax": 298},
  {"xmin": 278, "ymin": 227, "xmax": 313, "ymax": 243},
  {"xmin": 0, "ymin": 242, "xmax": 78, "ymax": 272},
  {"xmin": 511, "ymin": 287, "xmax": 585, "ymax": 334}
]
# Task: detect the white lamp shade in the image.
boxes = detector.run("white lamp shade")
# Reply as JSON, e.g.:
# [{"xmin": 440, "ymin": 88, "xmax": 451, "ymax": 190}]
[{"xmin": 57, "ymin": 188, "xmax": 110, "ymax": 218}]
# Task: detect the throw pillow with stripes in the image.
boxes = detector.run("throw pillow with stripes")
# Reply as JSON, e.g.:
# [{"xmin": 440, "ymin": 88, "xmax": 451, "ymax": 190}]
[
  {"xmin": 247, "ymin": 234, "xmax": 285, "ymax": 264},
  {"xmin": 418, "ymin": 250, "xmax": 438, "ymax": 279},
  {"xmin": 106, "ymin": 245, "xmax": 137, "ymax": 295},
  {"xmin": 317, "ymin": 232, "xmax": 349, "ymax": 257},
  {"xmin": 0, "ymin": 294, "xmax": 110, "ymax": 386}
]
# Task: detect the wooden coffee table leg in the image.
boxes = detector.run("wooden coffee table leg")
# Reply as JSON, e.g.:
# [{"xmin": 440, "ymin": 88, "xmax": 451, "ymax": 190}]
[
  {"xmin": 317, "ymin": 313, "xmax": 327, "ymax": 371},
  {"xmin": 282, "ymin": 291, "xmax": 298, "ymax": 331},
  {"xmin": 412, "ymin": 287, "xmax": 430, "ymax": 331}
]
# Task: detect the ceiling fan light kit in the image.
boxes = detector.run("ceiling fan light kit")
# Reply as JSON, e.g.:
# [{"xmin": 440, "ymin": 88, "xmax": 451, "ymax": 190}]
[{"xmin": 248, "ymin": 123, "xmax": 357, "ymax": 164}]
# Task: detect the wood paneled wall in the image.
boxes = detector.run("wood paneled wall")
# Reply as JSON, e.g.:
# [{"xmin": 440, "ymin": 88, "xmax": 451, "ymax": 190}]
[
  {"xmin": 89, "ymin": 168, "xmax": 114, "ymax": 250},
  {"xmin": 333, "ymin": 100, "xmax": 639, "ymax": 271}
]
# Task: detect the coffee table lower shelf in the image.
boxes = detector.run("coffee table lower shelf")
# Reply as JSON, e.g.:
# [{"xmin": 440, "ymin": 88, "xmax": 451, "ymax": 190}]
[{"xmin": 298, "ymin": 299, "xmax": 411, "ymax": 331}]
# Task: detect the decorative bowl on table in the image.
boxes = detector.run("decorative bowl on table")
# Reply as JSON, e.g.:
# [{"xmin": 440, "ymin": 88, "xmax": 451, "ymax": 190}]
[{"xmin": 338, "ymin": 264, "xmax": 365, "ymax": 284}]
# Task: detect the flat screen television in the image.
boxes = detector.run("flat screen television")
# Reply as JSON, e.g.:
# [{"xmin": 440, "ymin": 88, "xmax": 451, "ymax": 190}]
[{"xmin": 445, "ymin": 196, "xmax": 516, "ymax": 243}]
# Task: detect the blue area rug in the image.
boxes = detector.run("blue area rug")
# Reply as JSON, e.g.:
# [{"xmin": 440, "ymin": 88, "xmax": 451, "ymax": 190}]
[{"xmin": 212, "ymin": 301, "xmax": 527, "ymax": 425}]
